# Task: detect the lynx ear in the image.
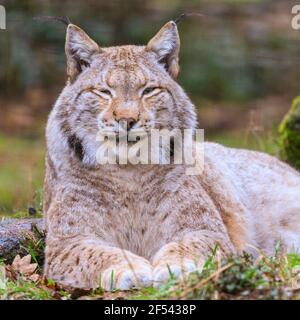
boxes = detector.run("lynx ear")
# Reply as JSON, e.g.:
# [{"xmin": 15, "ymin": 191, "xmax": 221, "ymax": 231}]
[
  {"xmin": 65, "ymin": 24, "xmax": 100, "ymax": 82},
  {"xmin": 146, "ymin": 21, "xmax": 180, "ymax": 79}
]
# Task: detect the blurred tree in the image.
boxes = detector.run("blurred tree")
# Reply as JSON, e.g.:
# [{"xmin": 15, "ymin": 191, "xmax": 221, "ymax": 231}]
[
  {"xmin": 1, "ymin": 0, "xmax": 300, "ymax": 105},
  {"xmin": 279, "ymin": 96, "xmax": 300, "ymax": 170}
]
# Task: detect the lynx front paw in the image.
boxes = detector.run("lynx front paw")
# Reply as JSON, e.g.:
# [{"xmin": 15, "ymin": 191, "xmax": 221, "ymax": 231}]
[
  {"xmin": 153, "ymin": 260, "xmax": 200, "ymax": 288},
  {"xmin": 101, "ymin": 265, "xmax": 153, "ymax": 291}
]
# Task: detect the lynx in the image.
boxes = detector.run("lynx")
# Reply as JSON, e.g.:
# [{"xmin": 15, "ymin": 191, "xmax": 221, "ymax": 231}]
[{"xmin": 44, "ymin": 21, "xmax": 300, "ymax": 290}]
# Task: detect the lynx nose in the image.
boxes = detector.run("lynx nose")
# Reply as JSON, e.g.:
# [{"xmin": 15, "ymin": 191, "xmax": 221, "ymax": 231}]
[{"xmin": 118, "ymin": 118, "xmax": 137, "ymax": 131}]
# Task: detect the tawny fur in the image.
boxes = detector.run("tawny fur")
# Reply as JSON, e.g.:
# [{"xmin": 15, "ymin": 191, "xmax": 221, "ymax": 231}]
[{"xmin": 43, "ymin": 22, "xmax": 300, "ymax": 290}]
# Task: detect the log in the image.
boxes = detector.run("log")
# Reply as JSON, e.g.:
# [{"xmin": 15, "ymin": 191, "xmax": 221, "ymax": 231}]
[{"xmin": 0, "ymin": 218, "xmax": 44, "ymax": 263}]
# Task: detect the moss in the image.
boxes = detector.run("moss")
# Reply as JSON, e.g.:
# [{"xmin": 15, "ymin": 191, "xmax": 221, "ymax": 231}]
[{"xmin": 278, "ymin": 96, "xmax": 300, "ymax": 170}]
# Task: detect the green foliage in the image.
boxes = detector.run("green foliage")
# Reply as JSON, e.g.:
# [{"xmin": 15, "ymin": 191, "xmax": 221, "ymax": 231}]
[
  {"xmin": 130, "ymin": 251, "xmax": 300, "ymax": 300},
  {"xmin": 0, "ymin": 134, "xmax": 45, "ymax": 215},
  {"xmin": 288, "ymin": 253, "xmax": 300, "ymax": 269},
  {"xmin": 1, "ymin": 249, "xmax": 300, "ymax": 300},
  {"xmin": 209, "ymin": 128, "xmax": 279, "ymax": 157},
  {"xmin": 278, "ymin": 96, "xmax": 300, "ymax": 170},
  {"xmin": 22, "ymin": 224, "xmax": 46, "ymax": 270},
  {"xmin": 0, "ymin": 279, "xmax": 53, "ymax": 300}
]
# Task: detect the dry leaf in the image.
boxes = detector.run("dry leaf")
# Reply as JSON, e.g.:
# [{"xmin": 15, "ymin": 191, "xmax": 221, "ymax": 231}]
[
  {"xmin": 28, "ymin": 274, "xmax": 40, "ymax": 282},
  {"xmin": 11, "ymin": 254, "xmax": 38, "ymax": 276},
  {"xmin": 3, "ymin": 265, "xmax": 17, "ymax": 281}
]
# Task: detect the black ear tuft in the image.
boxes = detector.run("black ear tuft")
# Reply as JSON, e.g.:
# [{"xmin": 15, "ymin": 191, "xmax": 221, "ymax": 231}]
[{"xmin": 33, "ymin": 15, "xmax": 71, "ymax": 26}]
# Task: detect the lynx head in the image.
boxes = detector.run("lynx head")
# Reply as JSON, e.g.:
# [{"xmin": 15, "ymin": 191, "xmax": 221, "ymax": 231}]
[{"xmin": 49, "ymin": 21, "xmax": 197, "ymax": 166}]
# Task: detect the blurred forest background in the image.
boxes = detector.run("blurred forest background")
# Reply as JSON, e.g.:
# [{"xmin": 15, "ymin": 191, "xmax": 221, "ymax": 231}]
[{"xmin": 0, "ymin": 0, "xmax": 300, "ymax": 215}]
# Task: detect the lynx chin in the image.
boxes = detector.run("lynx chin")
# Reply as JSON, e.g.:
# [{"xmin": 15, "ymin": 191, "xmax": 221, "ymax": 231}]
[{"xmin": 44, "ymin": 20, "xmax": 300, "ymax": 290}]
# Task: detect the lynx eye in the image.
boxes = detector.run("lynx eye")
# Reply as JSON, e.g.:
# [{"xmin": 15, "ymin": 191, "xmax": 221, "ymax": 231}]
[
  {"xmin": 142, "ymin": 87, "xmax": 158, "ymax": 96},
  {"xmin": 91, "ymin": 89, "xmax": 112, "ymax": 97}
]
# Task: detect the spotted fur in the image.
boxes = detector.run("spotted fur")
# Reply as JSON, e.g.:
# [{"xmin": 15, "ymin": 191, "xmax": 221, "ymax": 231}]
[{"xmin": 44, "ymin": 21, "xmax": 300, "ymax": 290}]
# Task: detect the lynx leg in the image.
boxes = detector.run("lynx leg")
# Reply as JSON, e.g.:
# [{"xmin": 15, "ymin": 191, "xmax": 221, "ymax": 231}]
[
  {"xmin": 44, "ymin": 238, "xmax": 153, "ymax": 290},
  {"xmin": 152, "ymin": 230, "xmax": 235, "ymax": 287}
]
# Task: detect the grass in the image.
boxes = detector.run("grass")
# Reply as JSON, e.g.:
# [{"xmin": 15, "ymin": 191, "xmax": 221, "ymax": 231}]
[
  {"xmin": 0, "ymin": 133, "xmax": 45, "ymax": 216},
  {"xmin": 129, "ymin": 249, "xmax": 300, "ymax": 300},
  {"xmin": 208, "ymin": 128, "xmax": 280, "ymax": 156},
  {"xmin": 1, "ymin": 245, "xmax": 300, "ymax": 300}
]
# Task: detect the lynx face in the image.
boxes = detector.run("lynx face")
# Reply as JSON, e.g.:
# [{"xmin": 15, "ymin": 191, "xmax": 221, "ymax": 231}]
[{"xmin": 55, "ymin": 22, "xmax": 196, "ymax": 165}]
